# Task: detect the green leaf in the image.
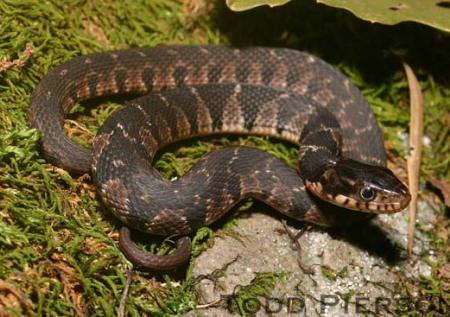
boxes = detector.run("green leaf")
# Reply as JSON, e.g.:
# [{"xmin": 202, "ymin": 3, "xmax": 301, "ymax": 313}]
[
  {"xmin": 318, "ymin": 0, "xmax": 450, "ymax": 32},
  {"xmin": 225, "ymin": 0, "xmax": 450, "ymax": 33},
  {"xmin": 226, "ymin": 0, "xmax": 290, "ymax": 11}
]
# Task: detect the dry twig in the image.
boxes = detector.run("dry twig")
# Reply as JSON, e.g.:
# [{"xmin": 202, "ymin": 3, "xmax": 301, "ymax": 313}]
[
  {"xmin": 118, "ymin": 270, "xmax": 134, "ymax": 317},
  {"xmin": 402, "ymin": 62, "xmax": 424, "ymax": 257}
]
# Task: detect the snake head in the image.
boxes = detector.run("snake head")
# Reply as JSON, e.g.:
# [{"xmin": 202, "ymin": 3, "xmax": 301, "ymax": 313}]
[{"xmin": 305, "ymin": 159, "xmax": 411, "ymax": 213}]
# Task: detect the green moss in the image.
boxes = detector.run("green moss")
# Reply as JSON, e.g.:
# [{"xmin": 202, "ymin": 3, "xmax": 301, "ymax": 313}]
[
  {"xmin": 321, "ymin": 266, "xmax": 337, "ymax": 282},
  {"xmin": 227, "ymin": 272, "xmax": 288, "ymax": 316},
  {"xmin": 0, "ymin": 0, "xmax": 448, "ymax": 315}
]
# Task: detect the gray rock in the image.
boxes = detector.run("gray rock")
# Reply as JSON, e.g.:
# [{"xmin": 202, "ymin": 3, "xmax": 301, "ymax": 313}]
[{"xmin": 185, "ymin": 200, "xmax": 437, "ymax": 317}]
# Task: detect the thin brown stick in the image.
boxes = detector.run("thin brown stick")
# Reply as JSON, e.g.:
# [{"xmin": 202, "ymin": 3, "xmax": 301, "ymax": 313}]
[
  {"xmin": 402, "ymin": 62, "xmax": 424, "ymax": 257},
  {"xmin": 196, "ymin": 297, "xmax": 223, "ymax": 309},
  {"xmin": 281, "ymin": 220, "xmax": 314, "ymax": 274},
  {"xmin": 118, "ymin": 270, "xmax": 134, "ymax": 317}
]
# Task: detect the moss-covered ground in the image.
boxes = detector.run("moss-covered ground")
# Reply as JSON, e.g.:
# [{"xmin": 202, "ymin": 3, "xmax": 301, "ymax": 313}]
[{"xmin": 0, "ymin": 0, "xmax": 448, "ymax": 316}]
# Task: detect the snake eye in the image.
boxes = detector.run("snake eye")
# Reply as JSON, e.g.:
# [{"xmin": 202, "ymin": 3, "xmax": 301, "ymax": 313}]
[{"xmin": 360, "ymin": 186, "xmax": 375, "ymax": 201}]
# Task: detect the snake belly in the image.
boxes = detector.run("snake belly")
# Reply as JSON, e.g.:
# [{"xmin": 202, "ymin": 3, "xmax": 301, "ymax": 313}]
[{"xmin": 28, "ymin": 46, "xmax": 391, "ymax": 268}]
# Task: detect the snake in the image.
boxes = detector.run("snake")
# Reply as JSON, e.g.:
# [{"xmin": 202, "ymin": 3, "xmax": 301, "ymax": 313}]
[{"xmin": 28, "ymin": 45, "xmax": 411, "ymax": 270}]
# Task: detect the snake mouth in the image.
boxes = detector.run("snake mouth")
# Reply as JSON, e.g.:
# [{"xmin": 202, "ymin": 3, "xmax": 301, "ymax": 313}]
[
  {"xmin": 305, "ymin": 181, "xmax": 411, "ymax": 214},
  {"xmin": 328, "ymin": 194, "xmax": 410, "ymax": 213}
]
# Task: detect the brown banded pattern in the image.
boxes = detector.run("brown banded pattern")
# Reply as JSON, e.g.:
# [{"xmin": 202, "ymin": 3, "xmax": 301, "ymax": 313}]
[
  {"xmin": 92, "ymin": 83, "xmax": 409, "ymax": 237},
  {"xmin": 29, "ymin": 45, "xmax": 387, "ymax": 174},
  {"xmin": 29, "ymin": 46, "xmax": 411, "ymax": 269}
]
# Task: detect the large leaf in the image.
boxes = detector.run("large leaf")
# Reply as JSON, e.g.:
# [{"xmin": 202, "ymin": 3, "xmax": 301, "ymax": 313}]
[
  {"xmin": 319, "ymin": 0, "xmax": 450, "ymax": 32},
  {"xmin": 226, "ymin": 0, "xmax": 450, "ymax": 33},
  {"xmin": 226, "ymin": 0, "xmax": 290, "ymax": 11}
]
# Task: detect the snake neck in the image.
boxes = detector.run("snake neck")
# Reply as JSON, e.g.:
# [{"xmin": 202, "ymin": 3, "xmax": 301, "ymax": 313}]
[
  {"xmin": 297, "ymin": 106, "xmax": 342, "ymax": 183},
  {"xmin": 297, "ymin": 106, "xmax": 411, "ymax": 213}
]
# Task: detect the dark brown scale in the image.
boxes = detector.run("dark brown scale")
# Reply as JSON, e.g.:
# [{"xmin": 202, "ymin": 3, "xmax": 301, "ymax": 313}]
[
  {"xmin": 94, "ymin": 87, "xmax": 321, "ymax": 221},
  {"xmin": 119, "ymin": 227, "xmax": 192, "ymax": 270},
  {"xmin": 28, "ymin": 45, "xmax": 386, "ymax": 174},
  {"xmin": 91, "ymin": 84, "xmax": 382, "ymax": 269},
  {"xmin": 28, "ymin": 46, "xmax": 410, "ymax": 270}
]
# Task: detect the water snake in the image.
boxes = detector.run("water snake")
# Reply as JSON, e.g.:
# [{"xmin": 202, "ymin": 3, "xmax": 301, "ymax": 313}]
[{"xmin": 28, "ymin": 46, "xmax": 411, "ymax": 269}]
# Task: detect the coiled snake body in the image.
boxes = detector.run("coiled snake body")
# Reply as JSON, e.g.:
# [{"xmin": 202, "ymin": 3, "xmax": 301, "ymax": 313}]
[{"xmin": 29, "ymin": 46, "xmax": 410, "ymax": 269}]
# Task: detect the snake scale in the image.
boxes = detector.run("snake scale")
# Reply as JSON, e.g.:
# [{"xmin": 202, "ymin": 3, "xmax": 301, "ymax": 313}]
[{"xmin": 28, "ymin": 45, "xmax": 411, "ymax": 269}]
